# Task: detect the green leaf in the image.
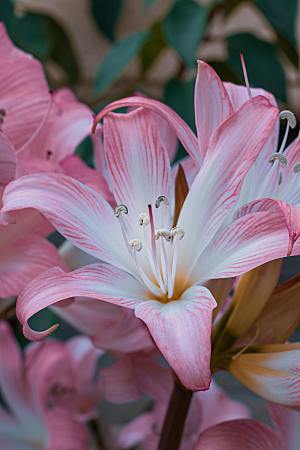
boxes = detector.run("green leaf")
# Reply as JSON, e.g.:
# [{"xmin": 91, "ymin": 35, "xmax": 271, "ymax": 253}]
[
  {"xmin": 228, "ymin": 33, "xmax": 286, "ymax": 102},
  {"xmin": 47, "ymin": 17, "xmax": 80, "ymax": 85},
  {"xmin": 140, "ymin": 22, "xmax": 166, "ymax": 74},
  {"xmin": 162, "ymin": 0, "xmax": 207, "ymax": 67},
  {"xmin": 164, "ymin": 78, "xmax": 195, "ymax": 160},
  {"xmin": 12, "ymin": 13, "xmax": 53, "ymax": 59},
  {"xmin": 0, "ymin": 0, "xmax": 14, "ymax": 30},
  {"xmin": 91, "ymin": 0, "xmax": 123, "ymax": 41},
  {"xmin": 94, "ymin": 31, "xmax": 148, "ymax": 95},
  {"xmin": 255, "ymin": 0, "xmax": 298, "ymax": 46},
  {"xmin": 75, "ymin": 136, "xmax": 94, "ymax": 168}
]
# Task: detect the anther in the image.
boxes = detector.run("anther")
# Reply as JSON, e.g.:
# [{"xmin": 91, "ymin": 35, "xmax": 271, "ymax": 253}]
[
  {"xmin": 129, "ymin": 239, "xmax": 142, "ymax": 252},
  {"xmin": 46, "ymin": 150, "xmax": 52, "ymax": 160},
  {"xmin": 293, "ymin": 162, "xmax": 300, "ymax": 173},
  {"xmin": 280, "ymin": 110, "xmax": 297, "ymax": 129},
  {"xmin": 138, "ymin": 212, "xmax": 149, "ymax": 226},
  {"xmin": 155, "ymin": 228, "xmax": 171, "ymax": 241},
  {"xmin": 269, "ymin": 153, "xmax": 287, "ymax": 167},
  {"xmin": 114, "ymin": 204, "xmax": 128, "ymax": 218},
  {"xmin": 155, "ymin": 195, "xmax": 169, "ymax": 208},
  {"xmin": 170, "ymin": 227, "xmax": 185, "ymax": 240}
]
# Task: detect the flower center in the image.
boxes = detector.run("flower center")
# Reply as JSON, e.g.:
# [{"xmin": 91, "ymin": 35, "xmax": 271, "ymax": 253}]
[{"xmin": 114, "ymin": 196, "xmax": 185, "ymax": 300}]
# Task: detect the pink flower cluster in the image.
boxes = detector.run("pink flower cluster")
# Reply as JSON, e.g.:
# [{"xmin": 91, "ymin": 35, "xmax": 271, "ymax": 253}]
[{"xmin": 0, "ymin": 22, "xmax": 299, "ymax": 450}]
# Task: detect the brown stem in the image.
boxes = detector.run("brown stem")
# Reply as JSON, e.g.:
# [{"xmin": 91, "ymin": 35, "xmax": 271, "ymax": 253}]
[{"xmin": 157, "ymin": 381, "xmax": 193, "ymax": 450}]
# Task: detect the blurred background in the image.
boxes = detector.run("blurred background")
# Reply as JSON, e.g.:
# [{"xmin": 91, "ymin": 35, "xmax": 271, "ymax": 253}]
[{"xmin": 1, "ymin": 0, "xmax": 300, "ymax": 434}]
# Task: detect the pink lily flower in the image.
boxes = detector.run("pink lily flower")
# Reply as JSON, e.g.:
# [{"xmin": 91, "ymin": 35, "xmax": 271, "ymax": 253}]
[
  {"xmin": 0, "ymin": 321, "xmax": 104, "ymax": 449},
  {"xmin": 194, "ymin": 402, "xmax": 300, "ymax": 450},
  {"xmin": 2, "ymin": 95, "xmax": 290, "ymax": 390},
  {"xmin": 0, "ymin": 24, "xmax": 110, "ymax": 298},
  {"xmin": 93, "ymin": 59, "xmax": 300, "ymax": 252}
]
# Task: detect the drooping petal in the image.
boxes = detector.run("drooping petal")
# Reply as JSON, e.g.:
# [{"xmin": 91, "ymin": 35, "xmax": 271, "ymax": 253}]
[
  {"xmin": 1, "ymin": 173, "xmax": 133, "ymax": 272},
  {"xmin": 118, "ymin": 412, "xmax": 155, "ymax": 449},
  {"xmin": 194, "ymin": 419, "xmax": 281, "ymax": 450},
  {"xmin": 229, "ymin": 343, "xmax": 300, "ymax": 407},
  {"xmin": 177, "ymin": 96, "xmax": 279, "ymax": 275},
  {"xmin": 0, "ymin": 24, "xmax": 50, "ymax": 150},
  {"xmin": 135, "ymin": 286, "xmax": 217, "ymax": 390},
  {"xmin": 195, "ymin": 61, "xmax": 233, "ymax": 158},
  {"xmin": 93, "ymin": 96, "xmax": 199, "ymax": 166},
  {"xmin": 16, "ymin": 263, "xmax": 148, "ymax": 340},
  {"xmin": 103, "ymin": 108, "xmax": 172, "ymax": 237},
  {"xmin": 0, "ymin": 234, "xmax": 66, "ymax": 298}
]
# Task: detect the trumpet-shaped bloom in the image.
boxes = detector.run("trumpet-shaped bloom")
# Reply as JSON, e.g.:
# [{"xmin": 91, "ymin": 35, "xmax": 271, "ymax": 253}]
[
  {"xmin": 0, "ymin": 322, "xmax": 104, "ymax": 449},
  {"xmin": 2, "ymin": 92, "xmax": 293, "ymax": 390},
  {"xmin": 194, "ymin": 403, "xmax": 300, "ymax": 450},
  {"xmin": 94, "ymin": 60, "xmax": 300, "ymax": 252}
]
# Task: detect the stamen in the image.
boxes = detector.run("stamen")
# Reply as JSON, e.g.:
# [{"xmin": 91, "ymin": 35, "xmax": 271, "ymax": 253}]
[
  {"xmin": 277, "ymin": 110, "xmax": 296, "ymax": 155},
  {"xmin": 46, "ymin": 150, "xmax": 52, "ymax": 160},
  {"xmin": 114, "ymin": 204, "xmax": 128, "ymax": 218},
  {"xmin": 138, "ymin": 212, "xmax": 149, "ymax": 226},
  {"xmin": 269, "ymin": 153, "xmax": 287, "ymax": 167},
  {"xmin": 293, "ymin": 163, "xmax": 300, "ymax": 173},
  {"xmin": 280, "ymin": 110, "xmax": 296, "ymax": 129},
  {"xmin": 170, "ymin": 227, "xmax": 185, "ymax": 240},
  {"xmin": 155, "ymin": 195, "xmax": 169, "ymax": 208},
  {"xmin": 155, "ymin": 228, "xmax": 171, "ymax": 241},
  {"xmin": 129, "ymin": 239, "xmax": 142, "ymax": 252},
  {"xmin": 240, "ymin": 52, "xmax": 252, "ymax": 99}
]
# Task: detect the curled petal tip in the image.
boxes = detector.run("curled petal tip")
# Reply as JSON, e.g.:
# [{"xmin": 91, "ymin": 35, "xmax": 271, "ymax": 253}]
[{"xmin": 23, "ymin": 321, "xmax": 59, "ymax": 341}]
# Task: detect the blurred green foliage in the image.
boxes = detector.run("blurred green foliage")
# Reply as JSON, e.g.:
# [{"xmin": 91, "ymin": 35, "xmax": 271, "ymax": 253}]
[{"xmin": 1, "ymin": 0, "xmax": 298, "ymax": 120}]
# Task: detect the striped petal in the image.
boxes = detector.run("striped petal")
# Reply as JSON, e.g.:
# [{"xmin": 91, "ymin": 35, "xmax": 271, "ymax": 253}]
[
  {"xmin": 229, "ymin": 343, "xmax": 300, "ymax": 407},
  {"xmin": 194, "ymin": 419, "xmax": 281, "ymax": 450},
  {"xmin": 135, "ymin": 286, "xmax": 217, "ymax": 391},
  {"xmin": 2, "ymin": 173, "xmax": 132, "ymax": 272},
  {"xmin": 16, "ymin": 263, "xmax": 148, "ymax": 340},
  {"xmin": 177, "ymin": 96, "xmax": 279, "ymax": 275},
  {"xmin": 93, "ymin": 96, "xmax": 199, "ymax": 166},
  {"xmin": 195, "ymin": 61, "xmax": 233, "ymax": 158}
]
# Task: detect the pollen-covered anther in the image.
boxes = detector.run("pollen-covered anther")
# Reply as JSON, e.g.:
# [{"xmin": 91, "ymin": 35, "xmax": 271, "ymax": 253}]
[
  {"xmin": 138, "ymin": 212, "xmax": 149, "ymax": 226},
  {"xmin": 155, "ymin": 228, "xmax": 171, "ymax": 241},
  {"xmin": 114, "ymin": 204, "xmax": 128, "ymax": 218},
  {"xmin": 269, "ymin": 153, "xmax": 287, "ymax": 168},
  {"xmin": 155, "ymin": 195, "xmax": 169, "ymax": 208},
  {"xmin": 170, "ymin": 227, "xmax": 185, "ymax": 240},
  {"xmin": 293, "ymin": 162, "xmax": 300, "ymax": 173},
  {"xmin": 280, "ymin": 110, "xmax": 297, "ymax": 129},
  {"xmin": 129, "ymin": 239, "xmax": 142, "ymax": 252}
]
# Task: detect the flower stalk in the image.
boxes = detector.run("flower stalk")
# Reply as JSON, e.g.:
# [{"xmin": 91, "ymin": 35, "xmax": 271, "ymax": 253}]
[{"xmin": 157, "ymin": 380, "xmax": 193, "ymax": 450}]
